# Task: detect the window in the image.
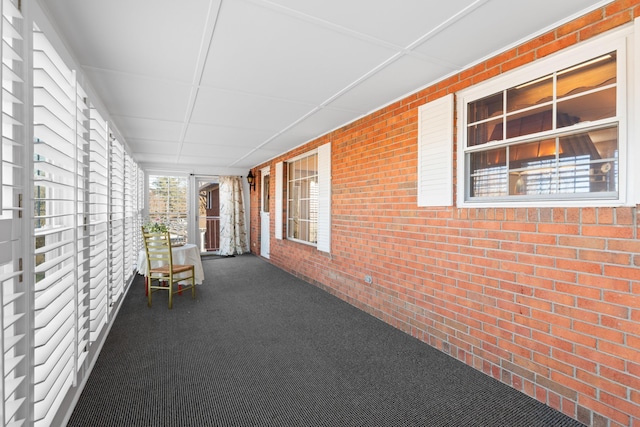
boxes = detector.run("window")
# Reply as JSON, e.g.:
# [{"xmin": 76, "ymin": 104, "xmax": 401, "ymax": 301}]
[
  {"xmin": 148, "ymin": 175, "xmax": 188, "ymax": 241},
  {"xmin": 287, "ymin": 152, "xmax": 318, "ymax": 244},
  {"xmin": 458, "ymin": 31, "xmax": 630, "ymax": 206}
]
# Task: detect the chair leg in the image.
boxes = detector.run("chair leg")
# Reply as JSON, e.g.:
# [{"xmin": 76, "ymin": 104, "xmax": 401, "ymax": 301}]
[
  {"xmin": 147, "ymin": 278, "xmax": 152, "ymax": 307},
  {"xmin": 168, "ymin": 280, "xmax": 173, "ymax": 309},
  {"xmin": 145, "ymin": 276, "xmax": 149, "ymax": 296},
  {"xmin": 191, "ymin": 269, "xmax": 196, "ymax": 299}
]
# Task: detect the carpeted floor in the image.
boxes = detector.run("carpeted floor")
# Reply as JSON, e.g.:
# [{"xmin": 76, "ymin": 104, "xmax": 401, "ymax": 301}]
[{"xmin": 68, "ymin": 254, "xmax": 585, "ymax": 427}]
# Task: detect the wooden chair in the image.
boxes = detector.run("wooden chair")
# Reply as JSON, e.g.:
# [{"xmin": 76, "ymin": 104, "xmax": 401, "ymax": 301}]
[{"xmin": 141, "ymin": 227, "xmax": 195, "ymax": 309}]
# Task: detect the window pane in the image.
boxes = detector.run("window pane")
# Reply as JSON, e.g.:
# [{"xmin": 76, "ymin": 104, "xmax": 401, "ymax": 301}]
[
  {"xmin": 507, "ymin": 74, "xmax": 553, "ymax": 113},
  {"xmin": 468, "ymin": 117, "xmax": 503, "ymax": 146},
  {"xmin": 560, "ymin": 127, "xmax": 618, "ymax": 193},
  {"xmin": 262, "ymin": 175, "xmax": 270, "ymax": 213},
  {"xmin": 557, "ymin": 52, "xmax": 616, "ymax": 99},
  {"xmin": 148, "ymin": 175, "xmax": 188, "ymax": 241},
  {"xmin": 506, "ymin": 106, "xmax": 553, "ymax": 139},
  {"xmin": 557, "ymin": 87, "xmax": 616, "ymax": 127},
  {"xmin": 509, "ymin": 139, "xmax": 556, "ymax": 169},
  {"xmin": 469, "ymin": 148, "xmax": 507, "ymax": 197},
  {"xmin": 468, "ymin": 92, "xmax": 503, "ymax": 123},
  {"xmin": 299, "ymin": 220, "xmax": 309, "ymax": 242}
]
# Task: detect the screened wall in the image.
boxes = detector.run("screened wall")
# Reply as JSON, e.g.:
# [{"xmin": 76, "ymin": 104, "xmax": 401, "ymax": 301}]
[{"xmin": 1, "ymin": 2, "xmax": 144, "ymax": 425}]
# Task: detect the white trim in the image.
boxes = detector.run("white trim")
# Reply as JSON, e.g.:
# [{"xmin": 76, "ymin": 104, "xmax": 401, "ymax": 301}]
[
  {"xmin": 457, "ymin": 25, "xmax": 634, "ymax": 208},
  {"xmin": 418, "ymin": 94, "xmax": 454, "ymax": 207},
  {"xmin": 275, "ymin": 162, "xmax": 283, "ymax": 240},
  {"xmin": 317, "ymin": 143, "xmax": 331, "ymax": 253},
  {"xmin": 260, "ymin": 166, "xmax": 271, "ymax": 258},
  {"xmin": 286, "ymin": 147, "xmax": 318, "ymax": 163},
  {"xmin": 632, "ymin": 16, "xmax": 640, "ymax": 204}
]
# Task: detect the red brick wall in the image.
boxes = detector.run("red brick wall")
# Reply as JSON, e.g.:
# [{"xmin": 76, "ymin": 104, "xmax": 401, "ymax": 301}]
[{"xmin": 249, "ymin": 2, "xmax": 640, "ymax": 426}]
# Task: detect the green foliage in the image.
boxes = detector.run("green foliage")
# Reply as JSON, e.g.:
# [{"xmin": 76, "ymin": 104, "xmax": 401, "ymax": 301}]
[{"xmin": 143, "ymin": 218, "xmax": 168, "ymax": 233}]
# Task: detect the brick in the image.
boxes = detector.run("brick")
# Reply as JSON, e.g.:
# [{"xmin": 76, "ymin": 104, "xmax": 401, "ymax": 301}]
[
  {"xmin": 518, "ymin": 32, "xmax": 557, "ymax": 54},
  {"xmin": 579, "ymin": 249, "xmax": 631, "ymax": 265},
  {"xmin": 557, "ymin": 8, "xmax": 604, "ymax": 37},
  {"xmin": 578, "ymin": 274, "xmax": 630, "ymax": 292},
  {"xmin": 579, "ymin": 11, "xmax": 634, "ymax": 40},
  {"xmin": 538, "ymin": 223, "xmax": 580, "ymax": 236},
  {"xmin": 556, "ymin": 258, "xmax": 602, "ymax": 275},
  {"xmin": 537, "ymin": 34, "xmax": 579, "ymax": 58},
  {"xmin": 608, "ymin": 239, "xmax": 640, "ymax": 253},
  {"xmin": 536, "ymin": 245, "xmax": 577, "ymax": 259},
  {"xmin": 577, "ymin": 297, "xmax": 629, "ymax": 319},
  {"xmin": 573, "ymin": 320, "xmax": 624, "ymax": 344},
  {"xmin": 604, "ymin": 265, "xmax": 640, "ymax": 281},
  {"xmin": 600, "ymin": 341, "xmax": 640, "ymax": 364},
  {"xmin": 582, "ymin": 225, "xmax": 634, "ymax": 239},
  {"xmin": 501, "ymin": 51, "xmax": 536, "ymax": 73}
]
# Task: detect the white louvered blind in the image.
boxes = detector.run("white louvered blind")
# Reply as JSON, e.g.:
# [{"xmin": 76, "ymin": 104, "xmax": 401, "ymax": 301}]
[
  {"xmin": 88, "ymin": 107, "xmax": 108, "ymax": 342},
  {"xmin": 417, "ymin": 94, "xmax": 454, "ymax": 207},
  {"xmin": 123, "ymin": 152, "xmax": 135, "ymax": 282},
  {"xmin": 1, "ymin": 1, "xmax": 27, "ymax": 425},
  {"xmin": 274, "ymin": 162, "xmax": 283, "ymax": 240},
  {"xmin": 108, "ymin": 137, "xmax": 124, "ymax": 306},
  {"xmin": 74, "ymin": 83, "xmax": 90, "ymax": 371},
  {"xmin": 135, "ymin": 164, "xmax": 143, "ymax": 262},
  {"xmin": 316, "ymin": 143, "xmax": 331, "ymax": 253},
  {"xmin": 32, "ymin": 26, "xmax": 77, "ymax": 426}
]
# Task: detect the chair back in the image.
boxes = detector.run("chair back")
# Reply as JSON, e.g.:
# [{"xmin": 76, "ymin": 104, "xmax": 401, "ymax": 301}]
[{"xmin": 141, "ymin": 228, "xmax": 174, "ymax": 272}]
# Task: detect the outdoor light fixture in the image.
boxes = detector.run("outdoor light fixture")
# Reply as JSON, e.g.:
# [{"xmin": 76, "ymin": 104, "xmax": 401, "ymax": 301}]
[{"xmin": 246, "ymin": 170, "xmax": 255, "ymax": 191}]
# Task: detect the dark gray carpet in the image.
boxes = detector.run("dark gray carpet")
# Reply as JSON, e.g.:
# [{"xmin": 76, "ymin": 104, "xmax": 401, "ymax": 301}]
[{"xmin": 68, "ymin": 254, "xmax": 585, "ymax": 427}]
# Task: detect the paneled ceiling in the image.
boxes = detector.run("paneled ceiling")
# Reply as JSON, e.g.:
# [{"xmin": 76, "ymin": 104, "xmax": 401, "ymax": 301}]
[{"xmin": 38, "ymin": 0, "xmax": 611, "ymax": 174}]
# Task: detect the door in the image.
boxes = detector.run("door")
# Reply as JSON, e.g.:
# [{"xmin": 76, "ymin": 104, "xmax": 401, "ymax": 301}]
[
  {"xmin": 196, "ymin": 177, "xmax": 220, "ymax": 254},
  {"xmin": 260, "ymin": 168, "xmax": 270, "ymax": 258}
]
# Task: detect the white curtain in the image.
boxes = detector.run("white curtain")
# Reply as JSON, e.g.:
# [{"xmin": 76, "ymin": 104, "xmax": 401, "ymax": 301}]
[{"xmin": 219, "ymin": 176, "xmax": 249, "ymax": 256}]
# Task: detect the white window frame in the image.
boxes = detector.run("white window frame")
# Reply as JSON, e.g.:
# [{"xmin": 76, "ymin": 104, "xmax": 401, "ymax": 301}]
[
  {"xmin": 286, "ymin": 149, "xmax": 319, "ymax": 247},
  {"xmin": 457, "ymin": 25, "xmax": 635, "ymax": 208}
]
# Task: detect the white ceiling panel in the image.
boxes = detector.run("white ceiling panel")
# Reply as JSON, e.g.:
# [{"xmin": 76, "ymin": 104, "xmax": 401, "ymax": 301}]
[
  {"xmin": 85, "ymin": 69, "xmax": 192, "ymax": 122},
  {"xmin": 37, "ymin": 0, "xmax": 612, "ymax": 173},
  {"xmin": 184, "ymin": 123, "xmax": 274, "ymax": 147},
  {"xmin": 265, "ymin": 0, "xmax": 479, "ymax": 47},
  {"xmin": 190, "ymin": 87, "xmax": 314, "ymax": 131},
  {"xmin": 127, "ymin": 140, "xmax": 179, "ymax": 155},
  {"xmin": 179, "ymin": 142, "xmax": 249, "ymax": 159},
  {"xmin": 229, "ymin": 148, "xmax": 285, "ymax": 170},
  {"xmin": 114, "ymin": 117, "xmax": 183, "ymax": 142},
  {"xmin": 265, "ymin": 107, "xmax": 365, "ymax": 152},
  {"xmin": 413, "ymin": 0, "xmax": 609, "ymax": 67},
  {"xmin": 200, "ymin": 0, "xmax": 398, "ymax": 104},
  {"xmin": 328, "ymin": 55, "xmax": 457, "ymax": 112},
  {"xmin": 41, "ymin": 0, "xmax": 211, "ymax": 82}
]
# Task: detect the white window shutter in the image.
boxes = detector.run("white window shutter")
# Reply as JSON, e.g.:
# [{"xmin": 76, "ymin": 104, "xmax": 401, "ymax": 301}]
[
  {"xmin": 417, "ymin": 94, "xmax": 454, "ymax": 207},
  {"xmin": 0, "ymin": 219, "xmax": 11, "ymax": 264},
  {"xmin": 275, "ymin": 162, "xmax": 283, "ymax": 240},
  {"xmin": 317, "ymin": 143, "xmax": 331, "ymax": 253},
  {"xmin": 33, "ymin": 27, "xmax": 77, "ymax": 426}
]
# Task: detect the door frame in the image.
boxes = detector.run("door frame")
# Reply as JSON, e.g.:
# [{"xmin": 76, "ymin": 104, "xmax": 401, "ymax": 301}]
[{"xmin": 260, "ymin": 167, "xmax": 271, "ymax": 258}]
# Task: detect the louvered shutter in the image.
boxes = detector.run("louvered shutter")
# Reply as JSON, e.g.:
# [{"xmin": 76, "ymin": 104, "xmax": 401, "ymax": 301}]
[
  {"xmin": 123, "ymin": 153, "xmax": 135, "ymax": 282},
  {"xmin": 88, "ymin": 108, "xmax": 109, "ymax": 342},
  {"xmin": 33, "ymin": 26, "xmax": 77, "ymax": 426},
  {"xmin": 1, "ymin": 1, "xmax": 27, "ymax": 424},
  {"xmin": 316, "ymin": 143, "xmax": 331, "ymax": 253},
  {"xmin": 74, "ymin": 83, "xmax": 90, "ymax": 371},
  {"xmin": 417, "ymin": 94, "xmax": 454, "ymax": 207},
  {"xmin": 275, "ymin": 162, "xmax": 283, "ymax": 240},
  {"xmin": 109, "ymin": 137, "xmax": 125, "ymax": 305}
]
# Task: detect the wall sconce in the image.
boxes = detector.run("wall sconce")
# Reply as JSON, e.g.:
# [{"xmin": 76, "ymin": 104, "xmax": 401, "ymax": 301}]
[{"xmin": 246, "ymin": 170, "xmax": 255, "ymax": 191}]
